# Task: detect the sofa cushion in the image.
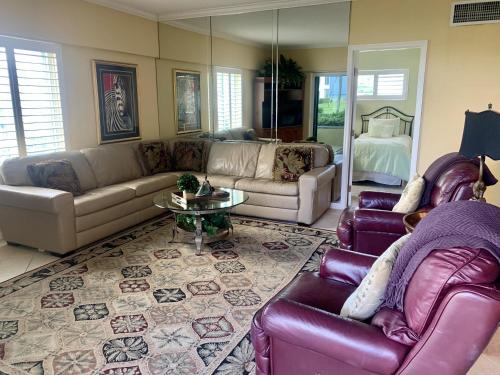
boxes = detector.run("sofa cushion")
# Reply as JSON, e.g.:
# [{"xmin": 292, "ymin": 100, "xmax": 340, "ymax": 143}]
[
  {"xmin": 82, "ymin": 144, "xmax": 143, "ymax": 187},
  {"xmin": 118, "ymin": 173, "xmax": 178, "ymax": 197},
  {"xmin": 172, "ymin": 140, "xmax": 206, "ymax": 172},
  {"xmin": 273, "ymin": 146, "xmax": 313, "ymax": 182},
  {"xmin": 191, "ymin": 173, "xmax": 242, "ymax": 189},
  {"xmin": 207, "ymin": 142, "xmax": 262, "ymax": 177},
  {"xmin": 74, "ymin": 185, "xmax": 136, "ymax": 216},
  {"xmin": 255, "ymin": 143, "xmax": 276, "ymax": 179},
  {"xmin": 235, "ymin": 178, "xmax": 298, "ymax": 196},
  {"xmin": 27, "ymin": 160, "xmax": 83, "ymax": 196},
  {"xmin": 245, "ymin": 192, "xmax": 299, "ymax": 210},
  {"xmin": 404, "ymin": 247, "xmax": 499, "ymax": 337},
  {"xmin": 138, "ymin": 141, "xmax": 172, "ymax": 175},
  {"xmin": 1, "ymin": 151, "xmax": 97, "ymax": 191}
]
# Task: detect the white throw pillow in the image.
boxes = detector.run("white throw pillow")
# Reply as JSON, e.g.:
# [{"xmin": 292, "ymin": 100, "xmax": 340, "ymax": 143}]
[
  {"xmin": 340, "ymin": 233, "xmax": 412, "ymax": 320},
  {"xmin": 367, "ymin": 118, "xmax": 399, "ymax": 138},
  {"xmin": 392, "ymin": 175, "xmax": 425, "ymax": 213}
]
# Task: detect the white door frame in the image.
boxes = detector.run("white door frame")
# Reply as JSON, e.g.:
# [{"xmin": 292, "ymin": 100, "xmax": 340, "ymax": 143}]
[{"xmin": 331, "ymin": 40, "xmax": 428, "ymax": 210}]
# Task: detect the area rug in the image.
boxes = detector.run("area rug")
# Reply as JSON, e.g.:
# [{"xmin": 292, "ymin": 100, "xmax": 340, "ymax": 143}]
[{"xmin": 0, "ymin": 216, "xmax": 339, "ymax": 375}]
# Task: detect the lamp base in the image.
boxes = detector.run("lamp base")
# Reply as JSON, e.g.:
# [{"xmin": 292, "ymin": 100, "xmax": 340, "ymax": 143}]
[{"xmin": 471, "ymin": 155, "xmax": 487, "ymax": 202}]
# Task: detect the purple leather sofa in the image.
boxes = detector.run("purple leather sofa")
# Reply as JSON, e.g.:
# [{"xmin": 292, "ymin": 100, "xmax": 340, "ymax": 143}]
[
  {"xmin": 337, "ymin": 159, "xmax": 485, "ymax": 255},
  {"xmin": 252, "ymin": 247, "xmax": 500, "ymax": 375}
]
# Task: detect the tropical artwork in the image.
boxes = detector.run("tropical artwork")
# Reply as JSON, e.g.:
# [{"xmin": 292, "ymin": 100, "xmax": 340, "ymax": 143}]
[
  {"xmin": 174, "ymin": 70, "xmax": 202, "ymax": 134},
  {"xmin": 94, "ymin": 61, "xmax": 140, "ymax": 143}
]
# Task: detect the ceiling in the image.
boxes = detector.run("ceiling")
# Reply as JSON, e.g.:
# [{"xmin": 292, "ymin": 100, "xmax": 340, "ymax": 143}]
[
  {"xmin": 168, "ymin": 2, "xmax": 350, "ymax": 48},
  {"xmin": 84, "ymin": 0, "xmax": 348, "ymax": 21}
]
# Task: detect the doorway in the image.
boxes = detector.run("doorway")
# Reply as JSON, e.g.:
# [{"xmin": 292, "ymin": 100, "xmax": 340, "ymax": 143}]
[{"xmin": 340, "ymin": 41, "xmax": 428, "ymax": 208}]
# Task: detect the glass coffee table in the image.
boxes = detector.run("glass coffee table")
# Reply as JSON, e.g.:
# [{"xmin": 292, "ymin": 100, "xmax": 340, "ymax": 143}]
[{"xmin": 153, "ymin": 188, "xmax": 248, "ymax": 255}]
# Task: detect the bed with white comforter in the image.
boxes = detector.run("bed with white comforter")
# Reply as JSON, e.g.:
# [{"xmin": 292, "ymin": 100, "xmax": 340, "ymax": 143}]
[{"xmin": 353, "ymin": 133, "xmax": 412, "ymax": 184}]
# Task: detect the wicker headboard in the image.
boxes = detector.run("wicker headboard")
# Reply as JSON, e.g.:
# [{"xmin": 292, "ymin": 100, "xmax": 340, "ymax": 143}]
[{"xmin": 361, "ymin": 106, "xmax": 414, "ymax": 136}]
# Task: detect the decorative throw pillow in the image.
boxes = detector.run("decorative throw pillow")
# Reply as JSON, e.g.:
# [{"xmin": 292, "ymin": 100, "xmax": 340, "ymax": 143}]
[
  {"xmin": 392, "ymin": 175, "xmax": 425, "ymax": 213},
  {"xmin": 243, "ymin": 129, "xmax": 258, "ymax": 141},
  {"xmin": 27, "ymin": 160, "xmax": 83, "ymax": 196},
  {"xmin": 273, "ymin": 146, "xmax": 313, "ymax": 182},
  {"xmin": 340, "ymin": 233, "xmax": 412, "ymax": 320},
  {"xmin": 138, "ymin": 142, "xmax": 171, "ymax": 175},
  {"xmin": 368, "ymin": 118, "xmax": 398, "ymax": 138},
  {"xmin": 173, "ymin": 141, "xmax": 205, "ymax": 172}
]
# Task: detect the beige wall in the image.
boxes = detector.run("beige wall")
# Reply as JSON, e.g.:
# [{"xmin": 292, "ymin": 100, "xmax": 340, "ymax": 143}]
[
  {"xmin": 282, "ymin": 47, "xmax": 348, "ymax": 138},
  {"xmin": 157, "ymin": 23, "xmax": 269, "ymax": 136},
  {"xmin": 0, "ymin": 0, "xmax": 160, "ymax": 150},
  {"xmin": 350, "ymin": 0, "xmax": 500, "ymax": 204},
  {"xmin": 355, "ymin": 48, "xmax": 420, "ymax": 135}
]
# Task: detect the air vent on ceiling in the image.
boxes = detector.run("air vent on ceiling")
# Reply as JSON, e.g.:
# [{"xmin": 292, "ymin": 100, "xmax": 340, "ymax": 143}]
[{"xmin": 451, "ymin": 1, "xmax": 500, "ymax": 26}]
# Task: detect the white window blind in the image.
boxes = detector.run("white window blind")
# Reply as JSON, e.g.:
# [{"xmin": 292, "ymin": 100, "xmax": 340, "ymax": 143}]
[
  {"xmin": 0, "ymin": 36, "xmax": 65, "ymax": 162},
  {"xmin": 215, "ymin": 68, "xmax": 242, "ymax": 131},
  {"xmin": 357, "ymin": 69, "xmax": 408, "ymax": 100}
]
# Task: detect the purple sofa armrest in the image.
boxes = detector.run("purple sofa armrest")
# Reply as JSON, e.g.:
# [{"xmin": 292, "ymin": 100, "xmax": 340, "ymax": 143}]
[
  {"xmin": 262, "ymin": 299, "xmax": 409, "ymax": 375},
  {"xmin": 354, "ymin": 209, "xmax": 407, "ymax": 234},
  {"xmin": 320, "ymin": 248, "xmax": 377, "ymax": 286},
  {"xmin": 359, "ymin": 191, "xmax": 401, "ymax": 210}
]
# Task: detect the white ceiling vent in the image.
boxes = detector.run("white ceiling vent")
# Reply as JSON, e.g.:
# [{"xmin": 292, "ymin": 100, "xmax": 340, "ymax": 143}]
[{"xmin": 451, "ymin": 1, "xmax": 500, "ymax": 26}]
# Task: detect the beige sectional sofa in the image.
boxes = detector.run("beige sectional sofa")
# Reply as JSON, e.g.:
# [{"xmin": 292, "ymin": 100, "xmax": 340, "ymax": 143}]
[{"xmin": 0, "ymin": 139, "xmax": 335, "ymax": 255}]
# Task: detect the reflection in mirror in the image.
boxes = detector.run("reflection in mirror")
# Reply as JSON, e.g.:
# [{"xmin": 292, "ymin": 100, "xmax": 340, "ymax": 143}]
[
  {"xmin": 156, "ymin": 17, "xmax": 212, "ymax": 139},
  {"xmin": 279, "ymin": 2, "xmax": 350, "ymax": 202},
  {"xmin": 209, "ymin": 10, "xmax": 276, "ymax": 142}
]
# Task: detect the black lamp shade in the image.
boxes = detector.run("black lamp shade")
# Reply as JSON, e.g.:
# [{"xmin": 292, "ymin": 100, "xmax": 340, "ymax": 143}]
[{"xmin": 459, "ymin": 110, "xmax": 500, "ymax": 161}]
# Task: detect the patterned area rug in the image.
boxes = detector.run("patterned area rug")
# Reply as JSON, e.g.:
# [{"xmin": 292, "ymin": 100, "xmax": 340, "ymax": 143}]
[{"xmin": 0, "ymin": 216, "xmax": 338, "ymax": 375}]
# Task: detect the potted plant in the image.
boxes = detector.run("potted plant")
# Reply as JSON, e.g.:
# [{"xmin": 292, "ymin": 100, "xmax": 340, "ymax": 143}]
[
  {"xmin": 177, "ymin": 173, "xmax": 200, "ymax": 200},
  {"xmin": 258, "ymin": 54, "xmax": 305, "ymax": 90},
  {"xmin": 176, "ymin": 212, "xmax": 231, "ymax": 237}
]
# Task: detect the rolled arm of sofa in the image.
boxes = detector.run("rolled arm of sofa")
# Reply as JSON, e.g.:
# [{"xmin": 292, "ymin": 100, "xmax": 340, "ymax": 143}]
[
  {"xmin": 359, "ymin": 191, "xmax": 401, "ymax": 210},
  {"xmin": 320, "ymin": 248, "xmax": 377, "ymax": 285},
  {"xmin": 299, "ymin": 165, "xmax": 336, "ymax": 192},
  {"xmin": 0, "ymin": 185, "xmax": 73, "ymax": 214},
  {"xmin": 354, "ymin": 209, "xmax": 407, "ymax": 234},
  {"xmin": 262, "ymin": 299, "xmax": 409, "ymax": 375}
]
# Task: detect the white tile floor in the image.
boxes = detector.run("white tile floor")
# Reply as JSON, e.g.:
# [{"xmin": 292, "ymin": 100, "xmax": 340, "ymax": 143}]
[{"xmin": 0, "ymin": 209, "xmax": 498, "ymax": 373}]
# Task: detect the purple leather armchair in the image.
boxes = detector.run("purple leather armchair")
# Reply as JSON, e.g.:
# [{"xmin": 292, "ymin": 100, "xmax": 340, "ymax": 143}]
[
  {"xmin": 252, "ymin": 247, "xmax": 500, "ymax": 375},
  {"xmin": 337, "ymin": 158, "xmax": 493, "ymax": 255}
]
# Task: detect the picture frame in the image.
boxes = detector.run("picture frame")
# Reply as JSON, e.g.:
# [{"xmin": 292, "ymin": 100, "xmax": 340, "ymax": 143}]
[
  {"xmin": 173, "ymin": 69, "xmax": 202, "ymax": 134},
  {"xmin": 93, "ymin": 61, "xmax": 140, "ymax": 144}
]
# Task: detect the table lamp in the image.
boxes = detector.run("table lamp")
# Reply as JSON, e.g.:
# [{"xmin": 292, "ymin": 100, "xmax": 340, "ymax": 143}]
[{"xmin": 459, "ymin": 104, "xmax": 500, "ymax": 201}]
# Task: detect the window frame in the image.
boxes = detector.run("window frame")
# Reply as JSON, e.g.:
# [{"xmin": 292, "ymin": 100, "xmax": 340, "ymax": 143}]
[
  {"xmin": 312, "ymin": 72, "xmax": 348, "ymax": 130},
  {"xmin": 213, "ymin": 66, "xmax": 244, "ymax": 131},
  {"xmin": 0, "ymin": 35, "xmax": 68, "ymax": 159},
  {"xmin": 356, "ymin": 68, "xmax": 409, "ymax": 101}
]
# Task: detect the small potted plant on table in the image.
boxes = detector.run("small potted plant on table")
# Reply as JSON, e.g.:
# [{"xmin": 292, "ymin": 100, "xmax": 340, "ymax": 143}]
[{"xmin": 177, "ymin": 173, "xmax": 200, "ymax": 200}]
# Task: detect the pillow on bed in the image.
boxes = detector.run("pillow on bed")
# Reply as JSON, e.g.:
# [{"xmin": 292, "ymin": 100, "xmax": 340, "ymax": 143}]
[{"xmin": 368, "ymin": 118, "xmax": 399, "ymax": 138}]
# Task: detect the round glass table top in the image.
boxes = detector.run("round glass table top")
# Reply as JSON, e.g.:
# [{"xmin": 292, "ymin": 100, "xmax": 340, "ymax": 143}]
[{"xmin": 153, "ymin": 188, "xmax": 249, "ymax": 214}]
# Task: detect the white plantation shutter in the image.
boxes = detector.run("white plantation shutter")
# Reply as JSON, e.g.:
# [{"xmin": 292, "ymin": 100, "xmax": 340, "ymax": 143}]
[
  {"xmin": 357, "ymin": 69, "xmax": 408, "ymax": 100},
  {"xmin": 0, "ymin": 36, "xmax": 66, "ymax": 162},
  {"xmin": 216, "ymin": 68, "xmax": 242, "ymax": 130},
  {"xmin": 0, "ymin": 47, "xmax": 18, "ymax": 160},
  {"xmin": 377, "ymin": 73, "xmax": 406, "ymax": 97},
  {"xmin": 15, "ymin": 49, "xmax": 65, "ymax": 155}
]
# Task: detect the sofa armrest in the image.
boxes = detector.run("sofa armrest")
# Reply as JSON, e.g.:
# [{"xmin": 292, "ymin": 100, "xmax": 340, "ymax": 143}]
[
  {"xmin": 0, "ymin": 185, "xmax": 73, "ymax": 214},
  {"xmin": 262, "ymin": 299, "xmax": 409, "ymax": 375},
  {"xmin": 320, "ymin": 248, "xmax": 377, "ymax": 285},
  {"xmin": 354, "ymin": 209, "xmax": 407, "ymax": 234},
  {"xmin": 359, "ymin": 191, "xmax": 401, "ymax": 210},
  {"xmin": 299, "ymin": 165, "xmax": 336, "ymax": 192}
]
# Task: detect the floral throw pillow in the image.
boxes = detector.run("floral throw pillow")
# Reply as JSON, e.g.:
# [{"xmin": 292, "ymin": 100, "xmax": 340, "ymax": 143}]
[
  {"xmin": 27, "ymin": 160, "xmax": 83, "ymax": 196},
  {"xmin": 173, "ymin": 141, "xmax": 205, "ymax": 172},
  {"xmin": 273, "ymin": 146, "xmax": 314, "ymax": 182},
  {"xmin": 138, "ymin": 142, "xmax": 171, "ymax": 175}
]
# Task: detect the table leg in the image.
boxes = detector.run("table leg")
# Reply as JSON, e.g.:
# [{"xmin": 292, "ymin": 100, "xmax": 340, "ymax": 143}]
[{"xmin": 195, "ymin": 214, "xmax": 203, "ymax": 256}]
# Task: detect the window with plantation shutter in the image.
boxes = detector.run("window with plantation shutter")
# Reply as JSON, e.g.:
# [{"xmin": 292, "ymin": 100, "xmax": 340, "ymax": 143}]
[
  {"xmin": 0, "ymin": 36, "xmax": 66, "ymax": 162},
  {"xmin": 215, "ymin": 67, "xmax": 243, "ymax": 131},
  {"xmin": 357, "ymin": 69, "xmax": 409, "ymax": 100}
]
